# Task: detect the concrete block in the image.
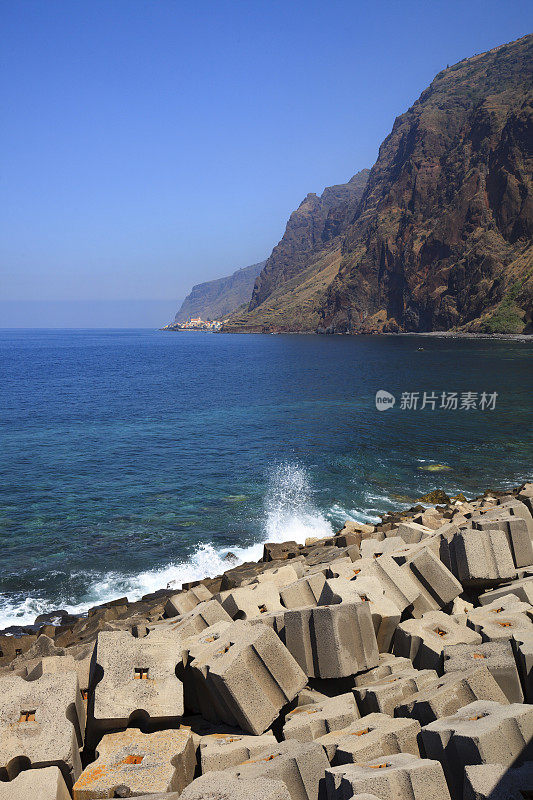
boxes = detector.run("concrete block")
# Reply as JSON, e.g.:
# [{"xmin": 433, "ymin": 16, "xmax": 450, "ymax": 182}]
[
  {"xmin": 421, "ymin": 700, "xmax": 533, "ymax": 799},
  {"xmin": 296, "ymin": 687, "xmax": 330, "ymax": 706},
  {"xmin": 443, "ymin": 640, "xmax": 524, "ymax": 702},
  {"xmin": 200, "ymin": 731, "xmax": 277, "ymax": 772},
  {"xmin": 226, "ymin": 739, "xmax": 330, "ymax": 800},
  {"xmin": 190, "ymin": 621, "xmax": 306, "ymax": 734},
  {"xmin": 263, "ymin": 541, "xmax": 301, "ymax": 562},
  {"xmin": 354, "ymin": 669, "xmax": 438, "ymax": 717},
  {"xmin": 473, "ymin": 513, "xmax": 533, "ymax": 568},
  {"xmin": 173, "ymin": 599, "xmax": 233, "ymax": 637},
  {"xmin": 479, "ymin": 576, "xmax": 533, "ymax": 605},
  {"xmin": 396, "ymin": 521, "xmax": 434, "ymax": 544},
  {"xmin": 181, "ymin": 772, "xmax": 292, "ymax": 800},
  {"xmin": 280, "ymin": 573, "xmax": 327, "ymax": 609},
  {"xmin": 72, "ymin": 728, "xmax": 195, "ymax": 798},
  {"xmin": 449, "ymin": 528, "xmax": 516, "ymax": 587},
  {"xmin": 221, "ymin": 582, "xmax": 283, "ymax": 620},
  {"xmin": 318, "ymin": 712, "xmax": 420, "ymax": 765},
  {"xmin": 360, "ymin": 537, "xmax": 406, "ymax": 558},
  {"xmin": 0, "ymin": 766, "xmax": 71, "ymax": 800},
  {"xmin": 393, "ymin": 611, "xmax": 482, "ymax": 671},
  {"xmin": 404, "ymin": 548, "xmax": 462, "ymax": 617},
  {"xmin": 324, "ymin": 753, "xmax": 451, "ymax": 800},
  {"xmin": 164, "ymin": 584, "xmax": 212, "ymax": 617},
  {"xmin": 395, "ymin": 664, "xmax": 508, "ymax": 725},
  {"xmin": 357, "ymin": 555, "xmax": 421, "ymax": 613},
  {"xmin": 93, "ymin": 629, "xmax": 184, "ymax": 731},
  {"xmin": 318, "ymin": 577, "xmax": 401, "ymax": 652},
  {"xmin": 0, "ymin": 672, "xmax": 85, "ymax": 788},
  {"xmin": 251, "ymin": 564, "xmax": 303, "ymax": 588},
  {"xmin": 513, "ymin": 629, "xmax": 533, "ymax": 701},
  {"xmin": 282, "ymin": 693, "xmax": 359, "ymax": 742},
  {"xmin": 284, "ymin": 602, "xmax": 378, "ymax": 679},
  {"xmin": 463, "ymin": 762, "xmax": 533, "ymax": 800},
  {"xmin": 352, "ymin": 654, "xmax": 414, "ymax": 687},
  {"xmin": 466, "ymin": 605, "xmax": 532, "ymax": 642}
]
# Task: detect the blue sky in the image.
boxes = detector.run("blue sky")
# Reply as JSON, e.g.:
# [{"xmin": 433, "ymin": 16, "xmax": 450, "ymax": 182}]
[{"xmin": 1, "ymin": 0, "xmax": 531, "ymax": 327}]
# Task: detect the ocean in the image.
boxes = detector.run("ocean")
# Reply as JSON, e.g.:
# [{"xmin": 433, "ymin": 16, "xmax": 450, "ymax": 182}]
[{"xmin": 0, "ymin": 329, "xmax": 531, "ymax": 630}]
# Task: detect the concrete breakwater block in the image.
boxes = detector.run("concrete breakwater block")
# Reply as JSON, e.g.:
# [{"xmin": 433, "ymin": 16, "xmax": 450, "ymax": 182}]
[
  {"xmin": 93, "ymin": 629, "xmax": 184, "ymax": 731},
  {"xmin": 180, "ymin": 772, "xmax": 292, "ymax": 800},
  {"xmin": 394, "ymin": 664, "xmax": 508, "ymax": 725},
  {"xmin": 189, "ymin": 621, "xmax": 306, "ymax": 735},
  {"xmin": 449, "ymin": 528, "xmax": 516, "ymax": 587},
  {"xmin": 356, "ymin": 555, "xmax": 421, "ymax": 613},
  {"xmin": 352, "ymin": 654, "xmax": 414, "ymax": 687},
  {"xmin": 324, "ymin": 752, "xmax": 451, "ymax": 800},
  {"xmin": 473, "ymin": 513, "xmax": 533, "ymax": 568},
  {"xmin": 282, "ymin": 693, "xmax": 360, "ymax": 743},
  {"xmin": 443, "ymin": 639, "xmax": 524, "ymax": 702},
  {"xmin": 284, "ymin": 602, "xmax": 379, "ymax": 679},
  {"xmin": 465, "ymin": 601, "xmax": 532, "ymax": 642},
  {"xmin": 199, "ymin": 731, "xmax": 277, "ymax": 772},
  {"xmin": 164, "ymin": 584, "xmax": 213, "ymax": 617},
  {"xmin": 402, "ymin": 547, "xmax": 463, "ymax": 617},
  {"xmin": 0, "ymin": 672, "xmax": 85, "ymax": 787},
  {"xmin": 421, "ymin": 700, "xmax": 533, "ymax": 799},
  {"xmin": 225, "ymin": 739, "xmax": 330, "ymax": 800},
  {"xmin": 280, "ymin": 573, "xmax": 327, "ymax": 609},
  {"xmin": 479, "ymin": 575, "xmax": 533, "ymax": 605},
  {"xmin": 317, "ymin": 712, "xmax": 421, "ymax": 764},
  {"xmin": 0, "ymin": 766, "xmax": 71, "ymax": 800},
  {"xmin": 513, "ymin": 629, "xmax": 533, "ymax": 701},
  {"xmin": 171, "ymin": 599, "xmax": 233, "ymax": 637},
  {"xmin": 354, "ymin": 669, "xmax": 438, "ymax": 717},
  {"xmin": 220, "ymin": 582, "xmax": 284, "ymax": 620},
  {"xmin": 72, "ymin": 728, "xmax": 195, "ymax": 799},
  {"xmin": 393, "ymin": 610, "xmax": 482, "ymax": 671},
  {"xmin": 319, "ymin": 577, "xmax": 401, "ymax": 652},
  {"xmin": 463, "ymin": 762, "xmax": 533, "ymax": 800}
]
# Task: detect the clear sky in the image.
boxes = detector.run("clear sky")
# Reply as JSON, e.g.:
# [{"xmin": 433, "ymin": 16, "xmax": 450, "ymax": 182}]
[{"xmin": 1, "ymin": 0, "xmax": 531, "ymax": 327}]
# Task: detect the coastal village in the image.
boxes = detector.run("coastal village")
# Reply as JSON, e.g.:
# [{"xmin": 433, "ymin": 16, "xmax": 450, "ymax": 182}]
[
  {"xmin": 1, "ymin": 481, "xmax": 532, "ymax": 798},
  {"xmin": 162, "ymin": 317, "xmax": 223, "ymax": 332}
]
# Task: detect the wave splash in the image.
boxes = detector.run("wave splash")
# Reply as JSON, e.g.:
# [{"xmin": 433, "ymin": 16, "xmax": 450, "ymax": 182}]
[{"xmin": 0, "ymin": 461, "xmax": 335, "ymax": 630}]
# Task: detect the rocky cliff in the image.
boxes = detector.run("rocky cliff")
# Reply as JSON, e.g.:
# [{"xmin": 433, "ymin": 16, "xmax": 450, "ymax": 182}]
[
  {"xmin": 174, "ymin": 261, "xmax": 265, "ymax": 323},
  {"xmin": 227, "ymin": 35, "xmax": 532, "ymax": 334}
]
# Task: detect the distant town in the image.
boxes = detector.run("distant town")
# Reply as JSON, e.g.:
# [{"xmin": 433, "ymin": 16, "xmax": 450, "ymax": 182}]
[{"xmin": 161, "ymin": 316, "xmax": 223, "ymax": 331}]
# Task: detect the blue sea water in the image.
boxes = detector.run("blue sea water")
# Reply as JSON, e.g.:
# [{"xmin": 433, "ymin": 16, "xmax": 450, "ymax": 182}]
[{"xmin": 0, "ymin": 329, "xmax": 531, "ymax": 629}]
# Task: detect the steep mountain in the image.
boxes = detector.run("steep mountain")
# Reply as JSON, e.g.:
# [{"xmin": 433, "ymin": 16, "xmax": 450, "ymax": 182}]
[
  {"xmin": 227, "ymin": 35, "xmax": 532, "ymax": 334},
  {"xmin": 173, "ymin": 261, "xmax": 265, "ymax": 323}
]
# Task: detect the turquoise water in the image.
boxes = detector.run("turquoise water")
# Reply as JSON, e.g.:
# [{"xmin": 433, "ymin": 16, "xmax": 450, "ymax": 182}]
[{"xmin": 0, "ymin": 329, "xmax": 531, "ymax": 629}]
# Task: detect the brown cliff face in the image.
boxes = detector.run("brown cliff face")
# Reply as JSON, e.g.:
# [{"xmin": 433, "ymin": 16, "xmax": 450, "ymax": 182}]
[
  {"xmin": 321, "ymin": 35, "xmax": 533, "ymax": 333},
  {"xmin": 247, "ymin": 170, "xmax": 369, "ymax": 313},
  {"xmin": 228, "ymin": 35, "xmax": 532, "ymax": 334}
]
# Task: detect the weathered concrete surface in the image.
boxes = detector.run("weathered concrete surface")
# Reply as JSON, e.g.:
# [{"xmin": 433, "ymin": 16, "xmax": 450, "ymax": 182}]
[
  {"xmin": 395, "ymin": 665, "xmax": 508, "ymax": 725},
  {"xmin": 0, "ymin": 672, "xmax": 85, "ymax": 787},
  {"xmin": 226, "ymin": 739, "xmax": 330, "ymax": 800},
  {"xmin": 180, "ymin": 772, "xmax": 292, "ymax": 800},
  {"xmin": 282, "ymin": 693, "xmax": 360, "ymax": 742},
  {"xmin": 73, "ymin": 728, "xmax": 195, "ymax": 798},
  {"xmin": 421, "ymin": 700, "xmax": 533, "ymax": 798},
  {"xmin": 284, "ymin": 602, "xmax": 378, "ymax": 678},
  {"xmin": 324, "ymin": 753, "xmax": 451, "ymax": 800},
  {"xmin": 393, "ymin": 610, "xmax": 482, "ymax": 671},
  {"xmin": 280, "ymin": 573, "xmax": 327, "ymax": 610},
  {"xmin": 354, "ymin": 669, "xmax": 438, "ymax": 717},
  {"xmin": 165, "ymin": 585, "xmax": 213, "ymax": 617},
  {"xmin": 221, "ymin": 582, "xmax": 283, "ymax": 620},
  {"xmin": 443, "ymin": 640, "xmax": 524, "ymax": 702},
  {"xmin": 449, "ymin": 528, "xmax": 516, "ymax": 587},
  {"xmin": 199, "ymin": 731, "xmax": 277, "ymax": 772},
  {"xmin": 0, "ymin": 766, "xmax": 71, "ymax": 800},
  {"xmin": 317, "ymin": 712, "xmax": 420, "ymax": 764},
  {"xmin": 93, "ymin": 629, "xmax": 184, "ymax": 731},
  {"xmin": 352, "ymin": 654, "xmax": 414, "ymax": 687},
  {"xmin": 463, "ymin": 762, "xmax": 533, "ymax": 800}
]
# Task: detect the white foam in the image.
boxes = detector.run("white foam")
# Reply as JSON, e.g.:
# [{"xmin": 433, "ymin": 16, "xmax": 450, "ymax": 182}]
[{"xmin": 0, "ymin": 461, "xmax": 339, "ymax": 630}]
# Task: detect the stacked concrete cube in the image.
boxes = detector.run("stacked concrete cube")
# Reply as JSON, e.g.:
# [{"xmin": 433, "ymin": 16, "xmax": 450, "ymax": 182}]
[
  {"xmin": 280, "ymin": 573, "xmax": 327, "ymax": 609},
  {"xmin": 284, "ymin": 602, "xmax": 378, "ymax": 678},
  {"xmin": 220, "ymin": 582, "xmax": 284, "ymax": 620},
  {"xmin": 0, "ymin": 672, "xmax": 85, "ymax": 788},
  {"xmin": 393, "ymin": 610, "xmax": 482, "ymax": 671},
  {"xmin": 443, "ymin": 640, "xmax": 524, "ymax": 702},
  {"xmin": 448, "ymin": 528, "xmax": 516, "ymax": 587},
  {"xmin": 72, "ymin": 728, "xmax": 195, "ymax": 798},
  {"xmin": 93, "ymin": 629, "xmax": 184, "ymax": 732},
  {"xmin": 421, "ymin": 700, "xmax": 533, "ymax": 798},
  {"xmin": 199, "ymin": 731, "xmax": 277, "ymax": 772},
  {"xmin": 324, "ymin": 753, "xmax": 451, "ymax": 800},
  {"xmin": 0, "ymin": 766, "xmax": 71, "ymax": 800},
  {"xmin": 180, "ymin": 772, "xmax": 292, "ymax": 800},
  {"xmin": 463, "ymin": 762, "xmax": 533, "ymax": 800},
  {"xmin": 317, "ymin": 712, "xmax": 421, "ymax": 764},
  {"xmin": 164, "ymin": 584, "xmax": 213, "ymax": 617},
  {"xmin": 354, "ymin": 669, "xmax": 439, "ymax": 716},
  {"xmin": 282, "ymin": 693, "xmax": 360, "ymax": 742}
]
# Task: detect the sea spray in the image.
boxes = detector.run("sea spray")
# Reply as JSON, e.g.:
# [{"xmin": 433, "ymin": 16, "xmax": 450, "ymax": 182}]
[{"xmin": 0, "ymin": 461, "xmax": 334, "ymax": 629}]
